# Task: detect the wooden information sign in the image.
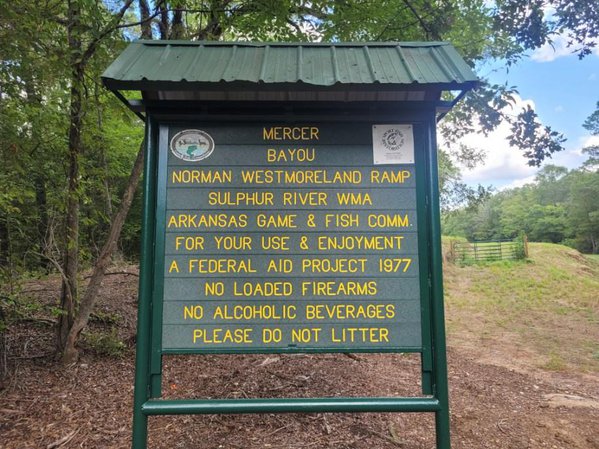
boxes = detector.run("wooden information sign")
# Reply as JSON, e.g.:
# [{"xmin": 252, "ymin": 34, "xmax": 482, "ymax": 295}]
[
  {"xmin": 100, "ymin": 40, "xmax": 479, "ymax": 449},
  {"xmin": 156, "ymin": 122, "xmax": 425, "ymax": 353}
]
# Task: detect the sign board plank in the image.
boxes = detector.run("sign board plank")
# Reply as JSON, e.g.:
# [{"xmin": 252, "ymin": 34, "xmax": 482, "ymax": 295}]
[{"xmin": 158, "ymin": 122, "xmax": 422, "ymax": 352}]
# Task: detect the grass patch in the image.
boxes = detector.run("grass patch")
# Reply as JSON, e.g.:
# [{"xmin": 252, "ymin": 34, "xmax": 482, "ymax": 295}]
[
  {"xmin": 444, "ymin": 242, "xmax": 599, "ymax": 373},
  {"xmin": 542, "ymin": 352, "xmax": 568, "ymax": 371},
  {"xmin": 82, "ymin": 328, "xmax": 126, "ymax": 357}
]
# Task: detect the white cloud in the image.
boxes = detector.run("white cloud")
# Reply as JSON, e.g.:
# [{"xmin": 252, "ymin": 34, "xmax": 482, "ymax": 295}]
[
  {"xmin": 531, "ymin": 34, "xmax": 599, "ymax": 62},
  {"xmin": 554, "ymin": 105, "xmax": 564, "ymax": 113},
  {"xmin": 589, "ymin": 73, "xmax": 597, "ymax": 81},
  {"xmin": 549, "ymin": 149, "xmax": 584, "ymax": 169},
  {"xmin": 442, "ymin": 94, "xmax": 595, "ymax": 189},
  {"xmin": 500, "ymin": 175, "xmax": 537, "ymax": 191},
  {"xmin": 458, "ymin": 130, "xmax": 538, "ymax": 187},
  {"xmin": 581, "ymin": 134, "xmax": 599, "ymax": 147},
  {"xmin": 445, "ymin": 95, "xmax": 539, "ymax": 188}
]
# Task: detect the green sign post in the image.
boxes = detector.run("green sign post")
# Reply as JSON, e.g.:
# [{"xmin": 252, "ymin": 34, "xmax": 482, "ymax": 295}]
[{"xmin": 101, "ymin": 41, "xmax": 478, "ymax": 449}]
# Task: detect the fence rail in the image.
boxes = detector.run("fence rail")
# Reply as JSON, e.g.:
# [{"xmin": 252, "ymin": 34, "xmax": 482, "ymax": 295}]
[{"xmin": 449, "ymin": 236, "xmax": 528, "ymax": 264}]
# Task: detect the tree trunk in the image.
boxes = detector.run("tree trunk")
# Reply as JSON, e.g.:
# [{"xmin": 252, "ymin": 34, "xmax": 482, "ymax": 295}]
[
  {"xmin": 23, "ymin": 74, "xmax": 49, "ymax": 272},
  {"xmin": 0, "ymin": 218, "xmax": 8, "ymax": 268},
  {"xmin": 94, "ymin": 84, "xmax": 113, "ymax": 221},
  {"xmin": 171, "ymin": 5, "xmax": 185, "ymax": 39},
  {"xmin": 159, "ymin": 3, "xmax": 169, "ymax": 39},
  {"xmin": 139, "ymin": 0, "xmax": 153, "ymax": 39},
  {"xmin": 34, "ymin": 175, "xmax": 50, "ymax": 272},
  {"xmin": 57, "ymin": 0, "xmax": 84, "ymax": 354},
  {"xmin": 197, "ymin": 2, "xmax": 224, "ymax": 40},
  {"xmin": 62, "ymin": 141, "xmax": 145, "ymax": 364}
]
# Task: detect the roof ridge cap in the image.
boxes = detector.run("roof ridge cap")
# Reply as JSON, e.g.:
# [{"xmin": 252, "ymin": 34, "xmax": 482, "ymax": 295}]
[{"xmin": 134, "ymin": 40, "xmax": 451, "ymax": 48}]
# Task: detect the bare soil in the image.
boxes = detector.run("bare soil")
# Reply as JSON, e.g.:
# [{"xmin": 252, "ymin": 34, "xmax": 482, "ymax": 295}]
[{"xmin": 1, "ymin": 269, "xmax": 598, "ymax": 449}]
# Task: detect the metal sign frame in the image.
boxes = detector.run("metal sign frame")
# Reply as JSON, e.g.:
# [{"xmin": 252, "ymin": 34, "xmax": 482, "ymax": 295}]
[{"xmin": 131, "ymin": 104, "xmax": 450, "ymax": 449}]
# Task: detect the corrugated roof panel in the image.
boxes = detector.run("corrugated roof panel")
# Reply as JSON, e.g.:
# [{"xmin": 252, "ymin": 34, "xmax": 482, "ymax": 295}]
[
  {"xmin": 222, "ymin": 45, "xmax": 264, "ymax": 82},
  {"xmin": 371, "ymin": 47, "xmax": 408, "ymax": 83},
  {"xmin": 301, "ymin": 46, "xmax": 336, "ymax": 85},
  {"xmin": 400, "ymin": 47, "xmax": 428, "ymax": 83},
  {"xmin": 434, "ymin": 45, "xmax": 468, "ymax": 83},
  {"xmin": 418, "ymin": 47, "xmax": 451, "ymax": 84},
  {"xmin": 102, "ymin": 41, "xmax": 478, "ymax": 92},
  {"xmin": 378, "ymin": 47, "xmax": 413, "ymax": 84},
  {"xmin": 333, "ymin": 47, "xmax": 365, "ymax": 84},
  {"xmin": 262, "ymin": 46, "xmax": 296, "ymax": 83},
  {"xmin": 153, "ymin": 45, "xmax": 187, "ymax": 81}
]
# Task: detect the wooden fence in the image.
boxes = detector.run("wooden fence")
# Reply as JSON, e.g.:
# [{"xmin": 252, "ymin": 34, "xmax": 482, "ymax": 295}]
[{"xmin": 449, "ymin": 236, "xmax": 528, "ymax": 264}]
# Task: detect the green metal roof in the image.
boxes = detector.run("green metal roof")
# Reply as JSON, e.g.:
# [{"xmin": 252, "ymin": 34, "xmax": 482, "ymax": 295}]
[{"xmin": 102, "ymin": 41, "xmax": 478, "ymax": 92}]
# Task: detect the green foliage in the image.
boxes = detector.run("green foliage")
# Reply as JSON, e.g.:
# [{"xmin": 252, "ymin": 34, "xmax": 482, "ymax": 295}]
[
  {"xmin": 493, "ymin": 0, "xmax": 599, "ymax": 60},
  {"xmin": 443, "ymin": 162, "xmax": 599, "ymax": 253},
  {"xmin": 445, "ymin": 96, "xmax": 599, "ymax": 252},
  {"xmin": 438, "ymin": 148, "xmax": 494, "ymax": 211},
  {"xmin": 90, "ymin": 310, "xmax": 121, "ymax": 325},
  {"xmin": 567, "ymin": 171, "xmax": 599, "ymax": 253},
  {"xmin": 584, "ymin": 102, "xmax": 599, "ymax": 135},
  {"xmin": 82, "ymin": 328, "xmax": 126, "ymax": 357},
  {"xmin": 1, "ymin": 0, "xmax": 598, "ymax": 279},
  {"xmin": 509, "ymin": 106, "xmax": 566, "ymax": 167},
  {"xmin": 0, "ymin": 0, "xmax": 144, "ymax": 273}
]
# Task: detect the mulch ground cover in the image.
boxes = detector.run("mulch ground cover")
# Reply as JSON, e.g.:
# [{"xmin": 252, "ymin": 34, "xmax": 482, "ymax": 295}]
[{"xmin": 1, "ymin": 271, "xmax": 598, "ymax": 449}]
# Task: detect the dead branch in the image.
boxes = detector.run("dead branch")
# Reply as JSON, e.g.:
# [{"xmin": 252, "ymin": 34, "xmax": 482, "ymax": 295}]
[
  {"xmin": 83, "ymin": 270, "xmax": 139, "ymax": 280},
  {"xmin": 343, "ymin": 352, "xmax": 363, "ymax": 361},
  {"xmin": 46, "ymin": 428, "xmax": 79, "ymax": 449}
]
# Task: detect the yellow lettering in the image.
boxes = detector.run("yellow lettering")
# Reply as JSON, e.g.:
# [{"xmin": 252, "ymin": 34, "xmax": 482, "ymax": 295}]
[
  {"xmin": 330, "ymin": 327, "xmax": 389, "ymax": 343},
  {"xmin": 193, "ymin": 328, "xmax": 253, "ymax": 344},
  {"xmin": 370, "ymin": 170, "xmax": 411, "ymax": 184},
  {"xmin": 188, "ymin": 258, "xmax": 257, "ymax": 273},
  {"xmin": 267, "ymin": 258, "xmax": 293, "ymax": 273},
  {"xmin": 291, "ymin": 328, "xmax": 321, "ymax": 343},
  {"xmin": 183, "ymin": 305, "xmax": 204, "ymax": 320},
  {"xmin": 317, "ymin": 235, "xmax": 404, "ymax": 251},
  {"xmin": 263, "ymin": 127, "xmax": 320, "ymax": 141},
  {"xmin": 264, "ymin": 148, "xmax": 315, "ymax": 163},
  {"xmin": 171, "ymin": 169, "xmax": 232, "ymax": 184},
  {"xmin": 256, "ymin": 213, "xmax": 297, "ymax": 229},
  {"xmin": 300, "ymin": 281, "xmax": 377, "ymax": 296},
  {"xmin": 282, "ymin": 191, "xmax": 327, "ymax": 206},
  {"xmin": 305, "ymin": 304, "xmax": 395, "ymax": 320},
  {"xmin": 175, "ymin": 236, "xmax": 205, "ymax": 251},
  {"xmin": 214, "ymin": 235, "xmax": 252, "ymax": 250},
  {"xmin": 301, "ymin": 258, "xmax": 367, "ymax": 274},
  {"xmin": 167, "ymin": 213, "xmax": 248, "ymax": 229},
  {"xmin": 368, "ymin": 214, "xmax": 410, "ymax": 228},
  {"xmin": 208, "ymin": 191, "xmax": 273, "ymax": 206},
  {"xmin": 232, "ymin": 281, "xmax": 293, "ymax": 297},
  {"xmin": 337, "ymin": 192, "xmax": 372, "ymax": 206},
  {"xmin": 260, "ymin": 235, "xmax": 290, "ymax": 251}
]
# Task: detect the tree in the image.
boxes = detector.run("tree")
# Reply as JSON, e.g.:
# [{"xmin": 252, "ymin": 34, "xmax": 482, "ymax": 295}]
[
  {"xmin": 582, "ymin": 101, "xmax": 599, "ymax": 171},
  {"xmin": 567, "ymin": 171, "xmax": 599, "ymax": 253},
  {"xmin": 3, "ymin": 0, "xmax": 599, "ymax": 362},
  {"xmin": 56, "ymin": 0, "xmax": 135, "ymax": 354},
  {"xmin": 565, "ymin": 106, "xmax": 599, "ymax": 252}
]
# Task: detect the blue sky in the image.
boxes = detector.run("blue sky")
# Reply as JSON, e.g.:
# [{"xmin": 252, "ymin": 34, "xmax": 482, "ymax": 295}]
[{"xmin": 457, "ymin": 42, "xmax": 599, "ymax": 189}]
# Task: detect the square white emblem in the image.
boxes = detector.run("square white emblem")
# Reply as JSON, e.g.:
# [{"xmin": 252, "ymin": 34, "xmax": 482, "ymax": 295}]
[{"xmin": 372, "ymin": 124, "xmax": 414, "ymax": 165}]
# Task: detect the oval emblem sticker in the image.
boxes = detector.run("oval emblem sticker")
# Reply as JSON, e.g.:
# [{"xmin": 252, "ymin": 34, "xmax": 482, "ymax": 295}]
[{"xmin": 170, "ymin": 129, "xmax": 215, "ymax": 162}]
